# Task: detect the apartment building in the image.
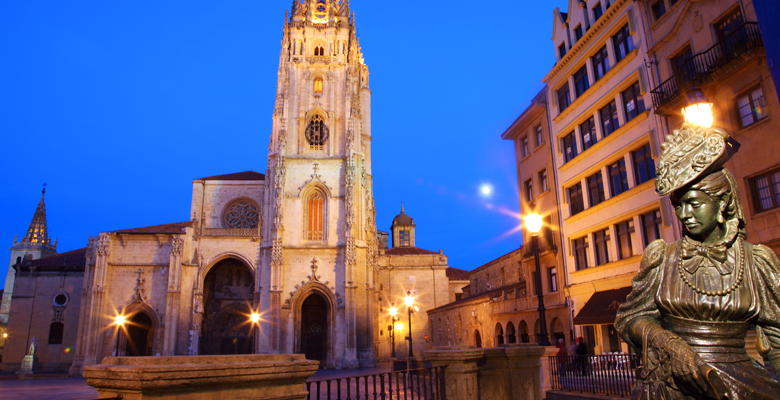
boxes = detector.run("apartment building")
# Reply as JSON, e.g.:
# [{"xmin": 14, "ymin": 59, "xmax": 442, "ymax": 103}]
[
  {"xmin": 543, "ymin": 0, "xmax": 675, "ymax": 355},
  {"xmin": 641, "ymin": 0, "xmax": 780, "ymax": 256}
]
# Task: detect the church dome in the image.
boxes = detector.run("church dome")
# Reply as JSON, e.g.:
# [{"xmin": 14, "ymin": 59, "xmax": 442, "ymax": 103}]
[{"xmin": 392, "ymin": 207, "xmax": 414, "ymax": 226}]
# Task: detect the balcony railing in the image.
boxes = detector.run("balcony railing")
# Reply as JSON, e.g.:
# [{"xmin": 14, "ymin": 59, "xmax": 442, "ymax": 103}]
[
  {"xmin": 650, "ymin": 22, "xmax": 763, "ymax": 110},
  {"xmin": 548, "ymin": 353, "xmax": 640, "ymax": 397},
  {"xmin": 306, "ymin": 367, "xmax": 446, "ymax": 400},
  {"xmin": 199, "ymin": 227, "xmax": 260, "ymax": 238}
]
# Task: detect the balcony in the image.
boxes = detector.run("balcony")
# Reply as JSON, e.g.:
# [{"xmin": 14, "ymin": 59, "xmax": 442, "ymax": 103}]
[{"xmin": 650, "ymin": 22, "xmax": 763, "ymax": 111}]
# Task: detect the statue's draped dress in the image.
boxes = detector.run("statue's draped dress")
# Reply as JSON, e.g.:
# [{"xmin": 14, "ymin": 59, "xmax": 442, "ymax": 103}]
[{"xmin": 616, "ymin": 237, "xmax": 780, "ymax": 399}]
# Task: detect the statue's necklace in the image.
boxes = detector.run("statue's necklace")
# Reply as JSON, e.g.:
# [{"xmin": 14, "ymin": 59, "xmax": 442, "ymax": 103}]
[{"xmin": 677, "ymin": 239, "xmax": 745, "ymax": 296}]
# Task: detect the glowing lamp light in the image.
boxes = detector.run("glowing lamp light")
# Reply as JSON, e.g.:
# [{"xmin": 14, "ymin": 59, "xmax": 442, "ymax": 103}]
[
  {"xmin": 394, "ymin": 322, "xmax": 405, "ymax": 332},
  {"xmin": 249, "ymin": 312, "xmax": 261, "ymax": 324},
  {"xmin": 388, "ymin": 306, "xmax": 398, "ymax": 318},
  {"xmin": 2, "ymin": 333, "xmax": 7, "ymax": 339},
  {"xmin": 524, "ymin": 213, "xmax": 544, "ymax": 235},
  {"xmin": 404, "ymin": 294, "xmax": 415, "ymax": 307},
  {"xmin": 682, "ymin": 88, "xmax": 714, "ymax": 128},
  {"xmin": 114, "ymin": 314, "xmax": 127, "ymax": 327}
]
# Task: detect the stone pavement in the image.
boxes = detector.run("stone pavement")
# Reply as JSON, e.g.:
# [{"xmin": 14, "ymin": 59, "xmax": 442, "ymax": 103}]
[{"xmin": 0, "ymin": 367, "xmax": 390, "ymax": 400}]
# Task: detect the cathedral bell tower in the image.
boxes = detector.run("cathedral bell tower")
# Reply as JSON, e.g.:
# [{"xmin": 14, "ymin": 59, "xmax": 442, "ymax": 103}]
[{"xmin": 260, "ymin": 0, "xmax": 377, "ymax": 368}]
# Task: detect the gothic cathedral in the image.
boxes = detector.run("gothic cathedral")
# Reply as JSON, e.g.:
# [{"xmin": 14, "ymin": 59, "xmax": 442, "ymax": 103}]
[{"xmin": 2, "ymin": 0, "xmax": 463, "ymax": 374}]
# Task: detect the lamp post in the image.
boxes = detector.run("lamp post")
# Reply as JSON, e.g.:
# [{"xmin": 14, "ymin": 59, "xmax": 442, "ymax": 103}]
[
  {"xmin": 524, "ymin": 213, "xmax": 550, "ymax": 346},
  {"xmin": 403, "ymin": 291, "xmax": 417, "ymax": 369},
  {"xmin": 388, "ymin": 306, "xmax": 399, "ymax": 359},
  {"xmin": 113, "ymin": 314, "xmax": 127, "ymax": 356},
  {"xmin": 249, "ymin": 312, "xmax": 261, "ymax": 354}
]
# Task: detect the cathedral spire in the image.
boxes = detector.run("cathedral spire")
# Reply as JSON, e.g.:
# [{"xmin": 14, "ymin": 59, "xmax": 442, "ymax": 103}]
[{"xmin": 21, "ymin": 185, "xmax": 53, "ymax": 247}]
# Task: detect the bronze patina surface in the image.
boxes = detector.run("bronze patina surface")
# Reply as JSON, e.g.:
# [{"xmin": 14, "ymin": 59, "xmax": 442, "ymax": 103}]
[{"xmin": 615, "ymin": 124, "xmax": 780, "ymax": 399}]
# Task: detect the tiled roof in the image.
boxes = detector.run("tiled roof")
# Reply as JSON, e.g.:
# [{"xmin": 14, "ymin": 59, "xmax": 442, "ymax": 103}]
[
  {"xmin": 200, "ymin": 171, "xmax": 266, "ymax": 181},
  {"xmin": 385, "ymin": 247, "xmax": 440, "ymax": 256},
  {"xmin": 114, "ymin": 221, "xmax": 192, "ymax": 235},
  {"xmin": 445, "ymin": 267, "xmax": 470, "ymax": 281},
  {"xmin": 19, "ymin": 248, "xmax": 87, "ymax": 272}
]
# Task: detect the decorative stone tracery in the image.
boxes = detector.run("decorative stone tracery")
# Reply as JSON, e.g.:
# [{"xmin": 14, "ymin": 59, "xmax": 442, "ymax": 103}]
[{"xmin": 222, "ymin": 198, "xmax": 260, "ymax": 229}]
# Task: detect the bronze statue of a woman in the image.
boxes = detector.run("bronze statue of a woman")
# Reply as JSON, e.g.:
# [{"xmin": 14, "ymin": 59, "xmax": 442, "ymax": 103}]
[{"xmin": 615, "ymin": 124, "xmax": 780, "ymax": 399}]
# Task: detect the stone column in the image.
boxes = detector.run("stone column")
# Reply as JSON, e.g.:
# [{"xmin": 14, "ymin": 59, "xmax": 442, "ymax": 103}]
[{"xmin": 163, "ymin": 237, "xmax": 183, "ymax": 355}]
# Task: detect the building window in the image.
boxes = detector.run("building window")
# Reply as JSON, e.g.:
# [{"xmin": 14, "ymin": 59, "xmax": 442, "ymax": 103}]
[
  {"xmin": 521, "ymin": 136, "xmax": 530, "ymax": 157},
  {"xmin": 574, "ymin": 65, "xmax": 590, "ymax": 97},
  {"xmin": 557, "ymin": 84, "xmax": 571, "ymax": 112},
  {"xmin": 640, "ymin": 209, "xmax": 662, "ymax": 246},
  {"xmin": 573, "ymin": 237, "xmax": 589, "ymax": 270},
  {"xmin": 651, "ymin": 1, "xmax": 666, "ymax": 20},
  {"xmin": 305, "ymin": 114, "xmax": 329, "ymax": 150},
  {"xmin": 671, "ymin": 46, "xmax": 694, "ymax": 81},
  {"xmin": 593, "ymin": 2, "xmax": 603, "ymax": 21},
  {"xmin": 587, "ymin": 172, "xmax": 606, "ymax": 207},
  {"xmin": 558, "ymin": 43, "xmax": 567, "ymax": 59},
  {"xmin": 305, "ymin": 189, "xmax": 326, "ymax": 240},
  {"xmin": 579, "ymin": 117, "xmax": 597, "ymax": 150},
  {"xmin": 524, "ymin": 179, "xmax": 534, "ymax": 203},
  {"xmin": 547, "ymin": 267, "xmax": 558, "ymax": 293},
  {"xmin": 313, "ymin": 77, "xmax": 323, "ymax": 96},
  {"xmin": 714, "ymin": 7, "xmax": 744, "ymax": 42},
  {"xmin": 399, "ymin": 230, "xmax": 411, "ymax": 247},
  {"xmin": 48, "ymin": 322, "xmax": 64, "ymax": 345},
  {"xmin": 612, "ymin": 24, "xmax": 632, "ymax": 62},
  {"xmin": 539, "ymin": 170, "xmax": 549, "ymax": 193},
  {"xmin": 593, "ymin": 229, "xmax": 610, "ymax": 265},
  {"xmin": 737, "ymin": 86, "xmax": 767, "ymax": 127},
  {"xmin": 535, "ymin": 125, "xmax": 544, "ymax": 146},
  {"xmin": 314, "ymin": 46, "xmax": 325, "ymax": 56},
  {"xmin": 592, "ymin": 45, "xmax": 609, "ymax": 81},
  {"xmin": 568, "ymin": 183, "xmax": 585, "ymax": 215},
  {"xmin": 750, "ymin": 168, "xmax": 780, "ymax": 212},
  {"xmin": 562, "ymin": 131, "xmax": 578, "ymax": 162},
  {"xmin": 608, "ymin": 159, "xmax": 629, "ymax": 196},
  {"xmin": 222, "ymin": 198, "xmax": 260, "ymax": 229},
  {"xmin": 622, "ymin": 82, "xmax": 645, "ymax": 121},
  {"xmin": 599, "ymin": 100, "xmax": 620, "ymax": 136},
  {"xmin": 615, "ymin": 220, "xmax": 633, "ymax": 260},
  {"xmin": 632, "ymin": 144, "xmax": 656, "ymax": 185},
  {"xmin": 574, "ymin": 25, "xmax": 584, "ymax": 41}
]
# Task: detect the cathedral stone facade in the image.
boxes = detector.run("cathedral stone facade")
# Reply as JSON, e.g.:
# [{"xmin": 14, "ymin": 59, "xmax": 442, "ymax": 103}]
[{"xmin": 2, "ymin": 0, "xmax": 466, "ymax": 373}]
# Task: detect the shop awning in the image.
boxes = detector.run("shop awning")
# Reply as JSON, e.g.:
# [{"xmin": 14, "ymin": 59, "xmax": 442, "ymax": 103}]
[{"xmin": 573, "ymin": 287, "xmax": 633, "ymax": 325}]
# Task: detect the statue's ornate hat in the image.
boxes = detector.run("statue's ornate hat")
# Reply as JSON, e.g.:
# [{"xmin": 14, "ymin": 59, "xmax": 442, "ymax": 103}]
[{"xmin": 655, "ymin": 125, "xmax": 739, "ymax": 196}]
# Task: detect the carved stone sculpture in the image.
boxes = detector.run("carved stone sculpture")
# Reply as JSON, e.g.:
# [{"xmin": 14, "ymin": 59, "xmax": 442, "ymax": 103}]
[{"xmin": 615, "ymin": 124, "xmax": 780, "ymax": 399}]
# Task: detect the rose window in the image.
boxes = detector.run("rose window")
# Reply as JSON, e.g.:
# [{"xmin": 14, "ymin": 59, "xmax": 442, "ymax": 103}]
[{"xmin": 222, "ymin": 199, "xmax": 259, "ymax": 229}]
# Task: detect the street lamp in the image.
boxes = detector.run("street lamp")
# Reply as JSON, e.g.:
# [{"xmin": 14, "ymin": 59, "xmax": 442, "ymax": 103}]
[
  {"xmin": 403, "ymin": 291, "xmax": 418, "ymax": 369},
  {"xmin": 249, "ymin": 312, "xmax": 261, "ymax": 354},
  {"xmin": 523, "ymin": 213, "xmax": 550, "ymax": 346},
  {"xmin": 113, "ymin": 314, "xmax": 127, "ymax": 356},
  {"xmin": 388, "ymin": 306, "xmax": 399, "ymax": 359},
  {"xmin": 682, "ymin": 88, "xmax": 714, "ymax": 128}
]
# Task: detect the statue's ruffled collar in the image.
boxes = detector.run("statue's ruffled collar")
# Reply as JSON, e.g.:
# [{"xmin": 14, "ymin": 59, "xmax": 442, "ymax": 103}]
[{"xmin": 680, "ymin": 217, "xmax": 740, "ymax": 275}]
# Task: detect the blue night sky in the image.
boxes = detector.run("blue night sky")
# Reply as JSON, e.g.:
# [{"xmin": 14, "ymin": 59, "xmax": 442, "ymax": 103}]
[{"xmin": 0, "ymin": 0, "xmax": 568, "ymax": 285}]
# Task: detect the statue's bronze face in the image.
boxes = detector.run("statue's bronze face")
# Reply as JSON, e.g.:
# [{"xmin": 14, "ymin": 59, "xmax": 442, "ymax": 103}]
[{"xmin": 674, "ymin": 189, "xmax": 722, "ymax": 242}]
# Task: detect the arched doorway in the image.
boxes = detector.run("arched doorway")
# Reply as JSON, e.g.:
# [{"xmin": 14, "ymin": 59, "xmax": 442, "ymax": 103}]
[
  {"xmin": 550, "ymin": 318, "xmax": 565, "ymax": 345},
  {"xmin": 200, "ymin": 258, "xmax": 254, "ymax": 355},
  {"xmin": 300, "ymin": 293, "xmax": 328, "ymax": 363},
  {"xmin": 495, "ymin": 323, "xmax": 504, "ymax": 346},
  {"xmin": 474, "ymin": 330, "xmax": 482, "ymax": 348},
  {"xmin": 519, "ymin": 320, "xmax": 529, "ymax": 343},
  {"xmin": 506, "ymin": 322, "xmax": 516, "ymax": 344},
  {"xmin": 126, "ymin": 312, "xmax": 153, "ymax": 356}
]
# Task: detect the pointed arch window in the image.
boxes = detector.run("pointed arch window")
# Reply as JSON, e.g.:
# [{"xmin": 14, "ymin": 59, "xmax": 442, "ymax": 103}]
[
  {"xmin": 306, "ymin": 114, "xmax": 328, "ymax": 150},
  {"xmin": 314, "ymin": 46, "xmax": 325, "ymax": 56},
  {"xmin": 305, "ymin": 189, "xmax": 326, "ymax": 240},
  {"xmin": 313, "ymin": 77, "xmax": 324, "ymax": 96}
]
